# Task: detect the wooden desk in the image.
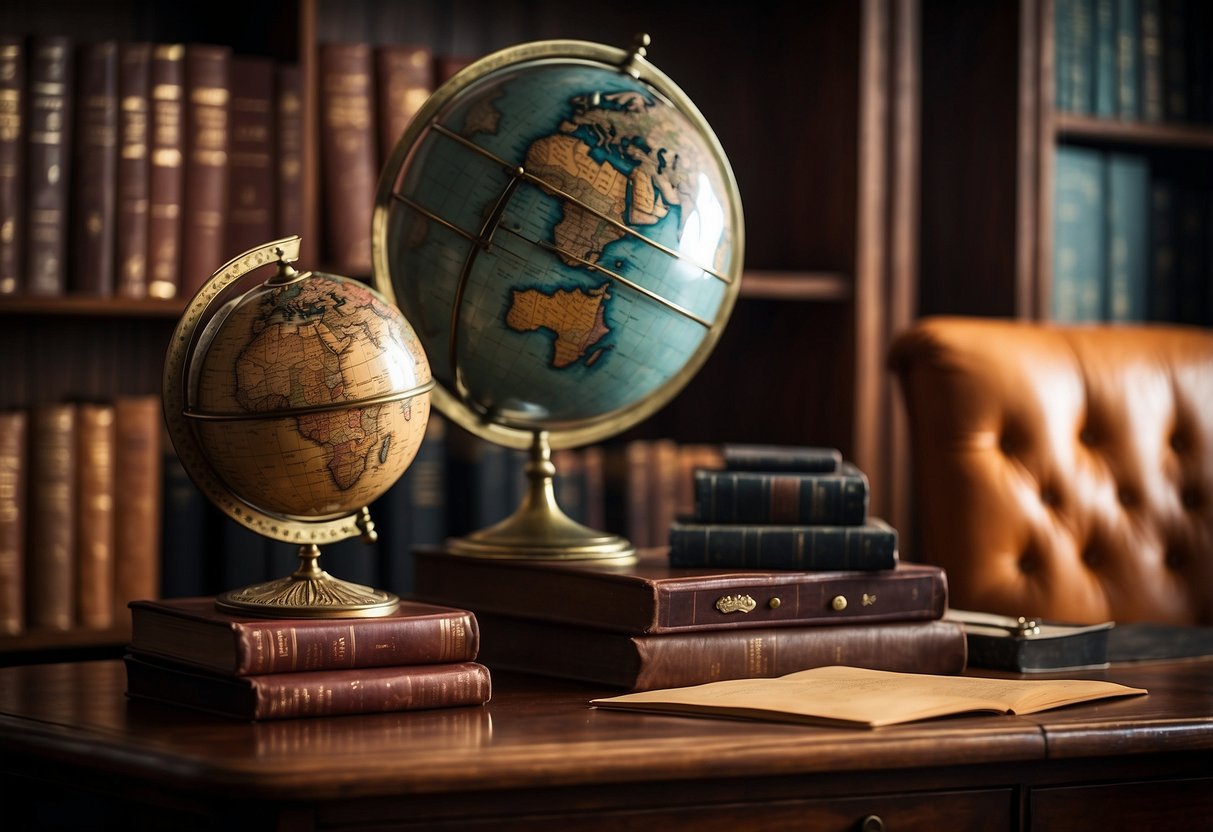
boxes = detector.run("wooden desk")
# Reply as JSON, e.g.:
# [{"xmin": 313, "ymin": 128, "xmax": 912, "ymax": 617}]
[{"xmin": 1, "ymin": 659, "xmax": 1210, "ymax": 831}]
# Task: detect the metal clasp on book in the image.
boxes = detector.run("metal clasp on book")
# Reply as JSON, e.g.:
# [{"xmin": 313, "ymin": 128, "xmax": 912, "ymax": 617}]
[
  {"xmin": 715, "ymin": 594, "xmax": 757, "ymax": 614},
  {"xmin": 1015, "ymin": 616, "xmax": 1041, "ymax": 637}
]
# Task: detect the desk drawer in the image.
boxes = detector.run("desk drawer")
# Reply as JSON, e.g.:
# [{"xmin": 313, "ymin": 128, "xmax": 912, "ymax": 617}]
[{"xmin": 1031, "ymin": 777, "xmax": 1213, "ymax": 830}]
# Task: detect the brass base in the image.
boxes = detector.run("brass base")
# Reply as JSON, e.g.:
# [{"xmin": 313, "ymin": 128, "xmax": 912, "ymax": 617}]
[
  {"xmin": 214, "ymin": 544, "xmax": 400, "ymax": 618},
  {"xmin": 445, "ymin": 432, "xmax": 636, "ymax": 563}
]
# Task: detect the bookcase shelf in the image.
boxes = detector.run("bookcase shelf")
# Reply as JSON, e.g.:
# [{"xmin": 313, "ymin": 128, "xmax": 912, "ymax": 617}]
[
  {"xmin": 0, "ymin": 296, "xmax": 187, "ymax": 319},
  {"xmin": 1055, "ymin": 114, "xmax": 1213, "ymax": 151}
]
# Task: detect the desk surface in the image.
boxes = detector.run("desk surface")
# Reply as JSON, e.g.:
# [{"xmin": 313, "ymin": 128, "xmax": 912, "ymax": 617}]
[{"xmin": 2, "ymin": 659, "xmax": 1211, "ymax": 830}]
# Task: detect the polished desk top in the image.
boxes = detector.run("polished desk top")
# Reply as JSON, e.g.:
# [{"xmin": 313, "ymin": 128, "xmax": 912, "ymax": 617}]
[{"xmin": 0, "ymin": 658, "xmax": 1210, "ymax": 803}]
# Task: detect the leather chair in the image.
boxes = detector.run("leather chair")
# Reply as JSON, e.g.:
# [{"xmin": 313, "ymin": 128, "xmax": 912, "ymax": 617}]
[{"xmin": 888, "ymin": 316, "xmax": 1213, "ymax": 625}]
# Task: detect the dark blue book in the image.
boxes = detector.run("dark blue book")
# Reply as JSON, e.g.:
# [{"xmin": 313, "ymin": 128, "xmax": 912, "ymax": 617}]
[
  {"xmin": 720, "ymin": 444, "xmax": 841, "ymax": 473},
  {"xmin": 693, "ymin": 463, "xmax": 868, "ymax": 526},
  {"xmin": 159, "ymin": 445, "xmax": 209, "ymax": 599},
  {"xmin": 377, "ymin": 412, "xmax": 448, "ymax": 597},
  {"xmin": 218, "ymin": 512, "xmax": 268, "ymax": 594},
  {"xmin": 668, "ymin": 518, "xmax": 898, "ymax": 571}
]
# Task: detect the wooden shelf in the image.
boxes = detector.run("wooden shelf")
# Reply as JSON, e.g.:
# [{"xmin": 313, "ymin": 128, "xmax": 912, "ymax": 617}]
[
  {"xmin": 0, "ymin": 296, "xmax": 188, "ymax": 319},
  {"xmin": 1054, "ymin": 113, "xmax": 1213, "ymax": 151},
  {"xmin": 0, "ymin": 626, "xmax": 129, "ymax": 663},
  {"xmin": 738, "ymin": 271, "xmax": 852, "ymax": 302}
]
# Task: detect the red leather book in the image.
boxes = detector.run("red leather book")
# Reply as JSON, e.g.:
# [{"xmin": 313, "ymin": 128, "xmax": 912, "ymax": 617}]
[
  {"xmin": 0, "ymin": 36, "xmax": 25, "ymax": 296},
  {"xmin": 112, "ymin": 395, "xmax": 161, "ymax": 625},
  {"xmin": 274, "ymin": 63, "xmax": 303, "ymax": 240},
  {"xmin": 115, "ymin": 42, "xmax": 151, "ymax": 299},
  {"xmin": 146, "ymin": 43, "xmax": 185, "ymax": 300},
  {"xmin": 129, "ymin": 597, "xmax": 479, "ymax": 675},
  {"xmin": 75, "ymin": 402, "xmax": 116, "ymax": 630},
  {"xmin": 318, "ymin": 42, "xmax": 376, "ymax": 274},
  {"xmin": 25, "ymin": 36, "xmax": 74, "ymax": 296},
  {"xmin": 414, "ymin": 548, "xmax": 947, "ymax": 635},
  {"xmin": 27, "ymin": 403, "xmax": 76, "ymax": 631},
  {"xmin": 476, "ymin": 613, "xmax": 967, "ymax": 691},
  {"xmin": 69, "ymin": 41, "xmax": 119, "ymax": 296},
  {"xmin": 225, "ymin": 56, "xmax": 274, "ymax": 256},
  {"xmin": 374, "ymin": 43, "xmax": 433, "ymax": 166},
  {"xmin": 180, "ymin": 44, "xmax": 230, "ymax": 298},
  {"xmin": 0, "ymin": 410, "xmax": 27, "ymax": 635},
  {"xmin": 124, "ymin": 653, "xmax": 492, "ymax": 720}
]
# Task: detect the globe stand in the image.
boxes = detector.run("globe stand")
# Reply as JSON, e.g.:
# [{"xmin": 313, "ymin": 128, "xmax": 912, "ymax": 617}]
[
  {"xmin": 214, "ymin": 508, "xmax": 400, "ymax": 618},
  {"xmin": 445, "ymin": 431, "xmax": 636, "ymax": 563}
]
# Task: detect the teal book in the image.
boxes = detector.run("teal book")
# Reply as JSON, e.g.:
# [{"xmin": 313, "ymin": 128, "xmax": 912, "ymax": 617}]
[
  {"xmin": 667, "ymin": 519, "xmax": 898, "ymax": 572},
  {"xmin": 1104, "ymin": 152, "xmax": 1150, "ymax": 321},
  {"xmin": 693, "ymin": 463, "xmax": 869, "ymax": 526},
  {"xmin": 1115, "ymin": 0, "xmax": 1141, "ymax": 118},
  {"xmin": 1147, "ymin": 175, "xmax": 1177, "ymax": 320},
  {"xmin": 1052, "ymin": 145, "xmax": 1105, "ymax": 321},
  {"xmin": 1056, "ymin": 0, "xmax": 1073, "ymax": 111},
  {"xmin": 1057, "ymin": 0, "xmax": 1096, "ymax": 113},
  {"xmin": 1162, "ymin": 0, "xmax": 1188, "ymax": 121},
  {"xmin": 1139, "ymin": 0, "xmax": 1163, "ymax": 121},
  {"xmin": 1094, "ymin": 0, "xmax": 1118, "ymax": 116}
]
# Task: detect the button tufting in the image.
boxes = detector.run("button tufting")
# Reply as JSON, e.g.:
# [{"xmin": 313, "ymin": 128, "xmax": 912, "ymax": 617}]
[
  {"xmin": 1117, "ymin": 487, "xmax": 1135, "ymax": 507},
  {"xmin": 1018, "ymin": 553, "xmax": 1037, "ymax": 574},
  {"xmin": 1083, "ymin": 548, "xmax": 1100, "ymax": 568},
  {"xmin": 1041, "ymin": 487, "xmax": 1060, "ymax": 507},
  {"xmin": 1079, "ymin": 428, "xmax": 1097, "ymax": 445},
  {"xmin": 1181, "ymin": 488, "xmax": 1201, "ymax": 509},
  {"xmin": 1170, "ymin": 432, "xmax": 1188, "ymax": 453},
  {"xmin": 1165, "ymin": 549, "xmax": 1185, "ymax": 569}
]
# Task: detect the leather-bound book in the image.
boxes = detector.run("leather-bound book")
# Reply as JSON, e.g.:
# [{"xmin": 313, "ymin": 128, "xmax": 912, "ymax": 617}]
[
  {"xmin": 146, "ymin": 43, "xmax": 185, "ymax": 300},
  {"xmin": 75, "ymin": 402, "xmax": 116, "ymax": 630},
  {"xmin": 0, "ymin": 36, "xmax": 25, "ymax": 296},
  {"xmin": 274, "ymin": 63, "xmax": 303, "ymax": 239},
  {"xmin": 318, "ymin": 42, "xmax": 376, "ymax": 274},
  {"xmin": 477, "ymin": 612, "xmax": 967, "ymax": 691},
  {"xmin": 692, "ymin": 463, "xmax": 870, "ymax": 526},
  {"xmin": 374, "ymin": 43, "xmax": 433, "ymax": 165},
  {"xmin": 27, "ymin": 403, "xmax": 76, "ymax": 631},
  {"xmin": 25, "ymin": 36, "xmax": 74, "ymax": 296},
  {"xmin": 69, "ymin": 41, "xmax": 119, "ymax": 296},
  {"xmin": 415, "ymin": 548, "xmax": 947, "ymax": 635},
  {"xmin": 129, "ymin": 597, "xmax": 479, "ymax": 675},
  {"xmin": 180, "ymin": 44, "xmax": 230, "ymax": 298},
  {"xmin": 667, "ymin": 518, "xmax": 898, "ymax": 571},
  {"xmin": 112, "ymin": 395, "xmax": 161, "ymax": 625},
  {"xmin": 225, "ymin": 56, "xmax": 274, "ymax": 256},
  {"xmin": 115, "ymin": 42, "xmax": 151, "ymax": 299},
  {"xmin": 0, "ymin": 410, "xmax": 27, "ymax": 635},
  {"xmin": 124, "ymin": 654, "xmax": 492, "ymax": 720}
]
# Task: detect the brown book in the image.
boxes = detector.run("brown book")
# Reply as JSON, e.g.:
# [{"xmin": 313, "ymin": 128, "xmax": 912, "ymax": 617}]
[
  {"xmin": 112, "ymin": 395, "xmax": 161, "ymax": 624},
  {"xmin": 414, "ymin": 548, "xmax": 948, "ymax": 635},
  {"xmin": 75, "ymin": 402, "xmax": 116, "ymax": 630},
  {"xmin": 146, "ymin": 43, "xmax": 185, "ymax": 300},
  {"xmin": 434, "ymin": 54, "xmax": 474, "ymax": 84},
  {"xmin": 69, "ymin": 41, "xmax": 119, "ymax": 296},
  {"xmin": 0, "ymin": 410, "xmax": 27, "ymax": 635},
  {"xmin": 581, "ymin": 443, "xmax": 606, "ymax": 532},
  {"xmin": 225, "ymin": 56, "xmax": 274, "ymax": 257},
  {"xmin": 274, "ymin": 63, "xmax": 303, "ymax": 240},
  {"xmin": 647, "ymin": 438, "xmax": 679, "ymax": 548},
  {"xmin": 25, "ymin": 36, "xmax": 74, "ymax": 296},
  {"xmin": 129, "ymin": 597, "xmax": 479, "ymax": 675},
  {"xmin": 374, "ymin": 43, "xmax": 433, "ymax": 166},
  {"xmin": 478, "ymin": 612, "xmax": 967, "ymax": 691},
  {"xmin": 27, "ymin": 403, "xmax": 76, "ymax": 630},
  {"xmin": 318, "ymin": 42, "xmax": 376, "ymax": 274},
  {"xmin": 180, "ymin": 44, "xmax": 230, "ymax": 298},
  {"xmin": 124, "ymin": 653, "xmax": 492, "ymax": 720},
  {"xmin": 115, "ymin": 42, "xmax": 151, "ymax": 299},
  {"xmin": 0, "ymin": 36, "xmax": 25, "ymax": 296}
]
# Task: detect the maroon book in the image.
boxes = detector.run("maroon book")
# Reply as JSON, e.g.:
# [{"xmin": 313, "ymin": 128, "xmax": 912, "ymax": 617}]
[
  {"xmin": 0, "ymin": 410, "xmax": 26, "ymax": 635},
  {"xmin": 374, "ymin": 43, "xmax": 433, "ymax": 166},
  {"xmin": 70, "ymin": 41, "xmax": 119, "ymax": 296},
  {"xmin": 318, "ymin": 42, "xmax": 376, "ymax": 274},
  {"xmin": 146, "ymin": 43, "xmax": 185, "ymax": 300},
  {"xmin": 0, "ymin": 36, "xmax": 25, "ymax": 295},
  {"xmin": 27, "ymin": 403, "xmax": 76, "ymax": 631},
  {"xmin": 25, "ymin": 36, "xmax": 74, "ymax": 296},
  {"xmin": 180, "ymin": 44, "xmax": 230, "ymax": 298},
  {"xmin": 225, "ymin": 56, "xmax": 275, "ymax": 256},
  {"xmin": 274, "ymin": 63, "xmax": 303, "ymax": 240},
  {"xmin": 115, "ymin": 42, "xmax": 151, "ymax": 298}
]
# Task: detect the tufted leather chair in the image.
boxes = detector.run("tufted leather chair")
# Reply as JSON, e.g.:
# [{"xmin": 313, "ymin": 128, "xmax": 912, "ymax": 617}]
[{"xmin": 889, "ymin": 316, "xmax": 1213, "ymax": 625}]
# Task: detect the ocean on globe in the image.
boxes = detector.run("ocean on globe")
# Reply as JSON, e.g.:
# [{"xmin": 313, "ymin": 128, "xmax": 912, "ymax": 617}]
[
  {"xmin": 378, "ymin": 48, "xmax": 742, "ymax": 438},
  {"xmin": 185, "ymin": 272, "xmax": 432, "ymax": 520}
]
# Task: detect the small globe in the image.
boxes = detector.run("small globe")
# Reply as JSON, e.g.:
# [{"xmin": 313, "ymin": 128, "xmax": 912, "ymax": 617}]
[{"xmin": 374, "ymin": 38, "xmax": 743, "ymax": 451}]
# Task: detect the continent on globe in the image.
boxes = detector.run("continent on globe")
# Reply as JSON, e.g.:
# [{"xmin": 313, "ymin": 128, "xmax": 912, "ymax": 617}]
[{"xmin": 506, "ymin": 282, "xmax": 611, "ymax": 369}]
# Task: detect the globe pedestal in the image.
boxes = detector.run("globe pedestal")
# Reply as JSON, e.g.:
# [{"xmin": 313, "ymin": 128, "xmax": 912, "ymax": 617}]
[{"xmin": 445, "ymin": 432, "xmax": 635, "ymax": 563}]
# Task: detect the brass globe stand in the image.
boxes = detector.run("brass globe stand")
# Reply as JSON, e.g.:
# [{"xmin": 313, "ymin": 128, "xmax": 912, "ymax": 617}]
[{"xmin": 445, "ymin": 431, "xmax": 634, "ymax": 563}]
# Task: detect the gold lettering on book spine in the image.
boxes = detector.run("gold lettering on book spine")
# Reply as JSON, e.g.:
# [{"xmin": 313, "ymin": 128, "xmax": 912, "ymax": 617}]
[{"xmin": 715, "ymin": 594, "xmax": 757, "ymax": 615}]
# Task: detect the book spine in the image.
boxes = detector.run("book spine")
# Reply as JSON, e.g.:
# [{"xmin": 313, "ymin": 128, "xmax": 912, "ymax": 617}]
[
  {"xmin": 70, "ymin": 41, "xmax": 119, "ymax": 296},
  {"xmin": 0, "ymin": 411, "xmax": 27, "ymax": 634},
  {"xmin": 693, "ymin": 467, "xmax": 868, "ymax": 525},
  {"xmin": 113, "ymin": 396, "xmax": 161, "ymax": 623},
  {"xmin": 1175, "ymin": 182, "xmax": 1207, "ymax": 325},
  {"xmin": 158, "ymin": 432, "xmax": 209, "ymax": 598},
  {"xmin": 225, "ymin": 56, "xmax": 275, "ymax": 256},
  {"xmin": 374, "ymin": 43, "xmax": 433, "ymax": 167},
  {"xmin": 1059, "ymin": 0, "xmax": 1096, "ymax": 113},
  {"xmin": 0, "ymin": 36, "xmax": 24, "ymax": 295},
  {"xmin": 1116, "ymin": 0, "xmax": 1141, "ymax": 118},
  {"xmin": 115, "ymin": 42, "xmax": 151, "ymax": 299},
  {"xmin": 147, "ymin": 44, "xmax": 185, "ymax": 300},
  {"xmin": 25, "ymin": 36, "xmax": 73, "ymax": 296},
  {"xmin": 1052, "ymin": 144, "xmax": 1105, "ymax": 321},
  {"xmin": 180, "ymin": 44, "xmax": 230, "ymax": 298},
  {"xmin": 27, "ymin": 403, "xmax": 76, "ymax": 630},
  {"xmin": 1140, "ymin": 0, "xmax": 1164, "ymax": 121},
  {"xmin": 319, "ymin": 42, "xmax": 376, "ymax": 274},
  {"xmin": 1104, "ymin": 151, "xmax": 1149, "ymax": 321},
  {"xmin": 1162, "ymin": 0, "xmax": 1188, "ymax": 121},
  {"xmin": 1148, "ymin": 173, "xmax": 1177, "ymax": 319},
  {"xmin": 667, "ymin": 520, "xmax": 898, "ymax": 571},
  {"xmin": 647, "ymin": 438, "xmax": 680, "ymax": 548},
  {"xmin": 1093, "ymin": 0, "xmax": 1118, "ymax": 117},
  {"xmin": 274, "ymin": 64, "xmax": 303, "ymax": 239},
  {"xmin": 75, "ymin": 402, "xmax": 116, "ymax": 630},
  {"xmin": 721, "ymin": 444, "xmax": 837, "ymax": 473}
]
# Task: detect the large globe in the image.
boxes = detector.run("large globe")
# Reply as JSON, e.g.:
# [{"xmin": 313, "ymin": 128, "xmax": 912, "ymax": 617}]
[{"xmin": 374, "ymin": 38, "xmax": 743, "ymax": 450}]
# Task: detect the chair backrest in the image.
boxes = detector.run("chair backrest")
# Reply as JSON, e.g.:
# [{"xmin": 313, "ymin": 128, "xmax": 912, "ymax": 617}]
[{"xmin": 888, "ymin": 316, "xmax": 1213, "ymax": 625}]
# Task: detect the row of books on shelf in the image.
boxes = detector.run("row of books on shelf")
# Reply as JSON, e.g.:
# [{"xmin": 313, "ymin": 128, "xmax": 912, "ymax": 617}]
[
  {"xmin": 1055, "ymin": 0, "xmax": 1212, "ymax": 124},
  {"xmin": 0, "ymin": 33, "xmax": 470, "ymax": 299},
  {"xmin": 1052, "ymin": 144, "xmax": 1211, "ymax": 324}
]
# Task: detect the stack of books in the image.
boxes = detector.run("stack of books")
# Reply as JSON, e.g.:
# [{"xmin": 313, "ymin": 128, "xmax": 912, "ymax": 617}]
[
  {"xmin": 123, "ymin": 598, "xmax": 491, "ymax": 720},
  {"xmin": 415, "ymin": 445, "xmax": 964, "ymax": 691}
]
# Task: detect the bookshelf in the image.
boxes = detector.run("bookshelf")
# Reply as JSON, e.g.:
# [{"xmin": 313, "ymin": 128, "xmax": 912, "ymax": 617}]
[{"xmin": 0, "ymin": 0, "xmax": 919, "ymax": 657}]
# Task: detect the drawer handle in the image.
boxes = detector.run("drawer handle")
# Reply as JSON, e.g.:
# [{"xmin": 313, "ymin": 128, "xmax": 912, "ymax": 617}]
[{"xmin": 860, "ymin": 815, "xmax": 885, "ymax": 832}]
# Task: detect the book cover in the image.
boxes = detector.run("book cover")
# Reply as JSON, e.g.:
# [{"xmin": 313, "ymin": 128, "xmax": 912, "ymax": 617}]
[
  {"xmin": 147, "ymin": 43, "xmax": 185, "ymax": 300},
  {"xmin": 374, "ymin": 43, "xmax": 433, "ymax": 167},
  {"xmin": 949, "ymin": 609, "xmax": 1114, "ymax": 672},
  {"xmin": 180, "ymin": 44, "xmax": 231, "ymax": 298},
  {"xmin": 115, "ymin": 42, "xmax": 151, "ymax": 299},
  {"xmin": 1148, "ymin": 174, "xmax": 1177, "ymax": 320},
  {"xmin": 0, "ymin": 410, "xmax": 26, "ymax": 635},
  {"xmin": 70, "ymin": 40, "xmax": 119, "ymax": 296},
  {"xmin": 27, "ymin": 403, "xmax": 76, "ymax": 631},
  {"xmin": 414, "ymin": 548, "xmax": 945, "ymax": 635},
  {"xmin": 218, "ymin": 512, "xmax": 267, "ymax": 595},
  {"xmin": 720, "ymin": 444, "xmax": 838, "ymax": 473},
  {"xmin": 75, "ymin": 402, "xmax": 116, "ymax": 630},
  {"xmin": 0, "ymin": 36, "xmax": 24, "ymax": 295},
  {"xmin": 647, "ymin": 438, "xmax": 680, "ymax": 548},
  {"xmin": 274, "ymin": 63, "xmax": 303, "ymax": 240},
  {"xmin": 1093, "ymin": 0, "xmax": 1117, "ymax": 117},
  {"xmin": 225, "ymin": 56, "xmax": 275, "ymax": 257},
  {"xmin": 318, "ymin": 42, "xmax": 376, "ymax": 274},
  {"xmin": 124, "ymin": 653, "xmax": 491, "ymax": 720},
  {"xmin": 1139, "ymin": 0, "xmax": 1163, "ymax": 121},
  {"xmin": 1175, "ymin": 183, "xmax": 1207, "ymax": 325},
  {"xmin": 159, "ymin": 433, "xmax": 210, "ymax": 599},
  {"xmin": 476, "ymin": 612, "xmax": 967, "ymax": 691},
  {"xmin": 692, "ymin": 463, "xmax": 868, "ymax": 526},
  {"xmin": 1115, "ymin": 0, "xmax": 1141, "ymax": 118},
  {"xmin": 1104, "ymin": 151, "xmax": 1149, "ymax": 321},
  {"xmin": 1052, "ymin": 144, "xmax": 1105, "ymax": 321},
  {"xmin": 377, "ymin": 412, "xmax": 447, "ymax": 597},
  {"xmin": 1162, "ymin": 0, "xmax": 1188, "ymax": 121},
  {"xmin": 128, "ymin": 596, "xmax": 479, "ymax": 675},
  {"xmin": 668, "ymin": 518, "xmax": 898, "ymax": 572},
  {"xmin": 25, "ymin": 36, "xmax": 74, "ymax": 296},
  {"xmin": 113, "ymin": 395, "xmax": 162, "ymax": 624},
  {"xmin": 1057, "ymin": 0, "xmax": 1095, "ymax": 113}
]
